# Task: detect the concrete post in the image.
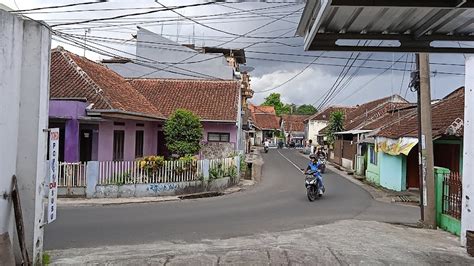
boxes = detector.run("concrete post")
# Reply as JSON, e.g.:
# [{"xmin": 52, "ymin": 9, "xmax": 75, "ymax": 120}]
[
  {"xmin": 202, "ymin": 159, "xmax": 210, "ymax": 182},
  {"xmin": 461, "ymin": 55, "xmax": 474, "ymax": 246},
  {"xmin": 86, "ymin": 162, "xmax": 99, "ymax": 198},
  {"xmin": 235, "ymin": 156, "xmax": 241, "ymax": 179},
  {"xmin": 419, "ymin": 53, "xmax": 436, "ymax": 229}
]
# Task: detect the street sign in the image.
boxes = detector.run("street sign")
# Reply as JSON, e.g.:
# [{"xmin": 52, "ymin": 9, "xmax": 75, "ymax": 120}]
[{"xmin": 48, "ymin": 128, "xmax": 59, "ymax": 223}]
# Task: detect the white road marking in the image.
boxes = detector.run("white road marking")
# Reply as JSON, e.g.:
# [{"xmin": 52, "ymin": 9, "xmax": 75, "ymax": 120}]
[{"xmin": 277, "ymin": 150, "xmax": 305, "ymax": 173}]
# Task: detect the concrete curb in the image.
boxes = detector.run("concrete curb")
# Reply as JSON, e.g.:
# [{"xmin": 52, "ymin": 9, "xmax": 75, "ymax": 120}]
[
  {"xmin": 297, "ymin": 152, "xmax": 418, "ymax": 207},
  {"xmin": 58, "ymin": 180, "xmax": 256, "ymax": 207}
]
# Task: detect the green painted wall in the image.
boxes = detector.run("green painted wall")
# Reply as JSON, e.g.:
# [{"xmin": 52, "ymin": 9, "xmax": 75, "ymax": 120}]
[
  {"xmin": 379, "ymin": 152, "xmax": 406, "ymax": 191},
  {"xmin": 365, "ymin": 145, "xmax": 380, "ymax": 185},
  {"xmin": 434, "ymin": 167, "xmax": 461, "ymax": 236}
]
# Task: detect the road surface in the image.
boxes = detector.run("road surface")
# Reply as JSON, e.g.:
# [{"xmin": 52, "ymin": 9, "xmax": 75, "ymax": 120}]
[{"xmin": 45, "ymin": 149, "xmax": 418, "ymax": 250}]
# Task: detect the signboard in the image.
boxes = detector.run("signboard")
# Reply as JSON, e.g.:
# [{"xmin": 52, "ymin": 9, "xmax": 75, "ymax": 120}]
[{"xmin": 48, "ymin": 128, "xmax": 59, "ymax": 223}]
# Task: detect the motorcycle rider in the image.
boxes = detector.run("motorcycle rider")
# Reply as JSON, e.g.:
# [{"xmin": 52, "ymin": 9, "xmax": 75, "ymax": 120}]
[
  {"xmin": 305, "ymin": 154, "xmax": 325, "ymax": 195},
  {"xmin": 316, "ymin": 147, "xmax": 326, "ymax": 159}
]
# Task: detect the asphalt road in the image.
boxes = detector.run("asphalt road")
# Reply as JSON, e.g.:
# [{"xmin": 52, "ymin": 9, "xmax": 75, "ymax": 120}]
[{"xmin": 45, "ymin": 149, "xmax": 418, "ymax": 250}]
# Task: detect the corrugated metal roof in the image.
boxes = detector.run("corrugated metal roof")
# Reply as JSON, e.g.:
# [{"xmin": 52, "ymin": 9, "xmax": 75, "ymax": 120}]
[{"xmin": 297, "ymin": 0, "xmax": 474, "ymax": 53}]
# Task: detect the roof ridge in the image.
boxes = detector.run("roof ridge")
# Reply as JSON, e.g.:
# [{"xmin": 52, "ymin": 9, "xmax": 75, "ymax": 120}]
[
  {"xmin": 55, "ymin": 48, "xmax": 114, "ymax": 109},
  {"xmin": 126, "ymin": 77, "xmax": 237, "ymax": 83}
]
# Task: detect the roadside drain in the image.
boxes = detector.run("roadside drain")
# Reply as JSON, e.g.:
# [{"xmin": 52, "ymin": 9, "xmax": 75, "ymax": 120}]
[{"xmin": 178, "ymin": 191, "xmax": 223, "ymax": 200}]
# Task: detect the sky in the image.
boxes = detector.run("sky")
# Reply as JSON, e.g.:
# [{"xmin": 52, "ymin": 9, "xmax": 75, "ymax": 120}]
[{"xmin": 2, "ymin": 0, "xmax": 469, "ymax": 109}]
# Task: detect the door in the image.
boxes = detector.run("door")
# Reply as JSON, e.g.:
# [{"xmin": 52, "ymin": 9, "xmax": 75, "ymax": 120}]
[
  {"xmin": 80, "ymin": 129, "xmax": 93, "ymax": 162},
  {"xmin": 157, "ymin": 131, "xmax": 170, "ymax": 158},
  {"xmin": 434, "ymin": 143, "xmax": 460, "ymax": 173},
  {"xmin": 406, "ymin": 147, "xmax": 420, "ymax": 189}
]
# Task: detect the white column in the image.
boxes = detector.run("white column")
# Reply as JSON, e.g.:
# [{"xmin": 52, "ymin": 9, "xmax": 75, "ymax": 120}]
[
  {"xmin": 0, "ymin": 9, "xmax": 51, "ymax": 264},
  {"xmin": 462, "ymin": 55, "xmax": 474, "ymax": 246}
]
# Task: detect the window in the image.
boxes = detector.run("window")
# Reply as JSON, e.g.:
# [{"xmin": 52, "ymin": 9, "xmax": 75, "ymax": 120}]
[
  {"xmin": 208, "ymin": 132, "xmax": 230, "ymax": 142},
  {"xmin": 113, "ymin": 130, "xmax": 125, "ymax": 161},
  {"xmin": 135, "ymin": 130, "xmax": 144, "ymax": 158},
  {"xmin": 369, "ymin": 145, "xmax": 377, "ymax": 165}
]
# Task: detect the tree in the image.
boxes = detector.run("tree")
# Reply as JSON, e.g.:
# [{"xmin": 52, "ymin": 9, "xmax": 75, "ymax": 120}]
[
  {"xmin": 296, "ymin": 104, "xmax": 317, "ymax": 115},
  {"xmin": 164, "ymin": 109, "xmax": 203, "ymax": 157},
  {"xmin": 327, "ymin": 110, "xmax": 345, "ymax": 144},
  {"xmin": 262, "ymin": 93, "xmax": 284, "ymax": 115}
]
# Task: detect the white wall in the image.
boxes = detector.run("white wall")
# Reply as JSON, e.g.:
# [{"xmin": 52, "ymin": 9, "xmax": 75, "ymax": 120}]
[
  {"xmin": 306, "ymin": 120, "xmax": 328, "ymax": 143},
  {"xmin": 462, "ymin": 55, "xmax": 474, "ymax": 246},
  {"xmin": 0, "ymin": 9, "xmax": 51, "ymax": 264}
]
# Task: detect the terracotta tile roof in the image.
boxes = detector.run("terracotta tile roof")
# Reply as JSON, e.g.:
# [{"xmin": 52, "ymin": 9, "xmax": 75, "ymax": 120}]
[
  {"xmin": 281, "ymin": 114, "xmax": 308, "ymax": 132},
  {"xmin": 317, "ymin": 95, "xmax": 409, "ymax": 135},
  {"xmin": 248, "ymin": 104, "xmax": 276, "ymax": 114},
  {"xmin": 305, "ymin": 106, "xmax": 353, "ymax": 122},
  {"xmin": 247, "ymin": 104, "xmax": 280, "ymax": 130},
  {"xmin": 253, "ymin": 113, "xmax": 280, "ymax": 130},
  {"xmin": 128, "ymin": 78, "xmax": 239, "ymax": 121},
  {"xmin": 346, "ymin": 102, "xmax": 415, "ymax": 131},
  {"xmin": 50, "ymin": 48, "xmax": 163, "ymax": 118},
  {"xmin": 376, "ymin": 87, "xmax": 465, "ymax": 139},
  {"xmin": 344, "ymin": 95, "xmax": 408, "ymax": 128}
]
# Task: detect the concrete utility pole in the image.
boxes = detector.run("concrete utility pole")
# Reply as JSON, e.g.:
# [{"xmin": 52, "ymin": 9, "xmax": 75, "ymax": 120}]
[{"xmin": 418, "ymin": 53, "xmax": 436, "ymax": 229}]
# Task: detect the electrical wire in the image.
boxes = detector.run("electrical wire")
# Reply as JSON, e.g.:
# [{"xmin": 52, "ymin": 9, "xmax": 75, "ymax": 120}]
[
  {"xmin": 253, "ymin": 52, "xmax": 324, "ymax": 94},
  {"xmin": 50, "ymin": 2, "xmax": 216, "ymax": 28},
  {"xmin": 154, "ymin": 1, "xmax": 301, "ymax": 39},
  {"xmin": 11, "ymin": 1, "xmax": 106, "ymax": 13}
]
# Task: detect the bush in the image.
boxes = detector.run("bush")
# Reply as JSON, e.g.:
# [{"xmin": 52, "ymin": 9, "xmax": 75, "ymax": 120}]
[{"xmin": 164, "ymin": 109, "xmax": 203, "ymax": 157}]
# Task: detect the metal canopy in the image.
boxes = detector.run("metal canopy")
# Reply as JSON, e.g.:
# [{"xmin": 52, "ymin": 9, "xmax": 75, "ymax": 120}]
[{"xmin": 297, "ymin": 0, "xmax": 474, "ymax": 53}]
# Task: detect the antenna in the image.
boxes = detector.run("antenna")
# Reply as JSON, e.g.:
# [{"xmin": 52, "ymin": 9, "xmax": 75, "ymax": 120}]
[{"xmin": 84, "ymin": 28, "xmax": 91, "ymax": 57}]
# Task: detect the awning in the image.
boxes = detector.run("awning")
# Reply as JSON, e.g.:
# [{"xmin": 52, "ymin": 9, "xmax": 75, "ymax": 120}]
[
  {"xmin": 376, "ymin": 137, "xmax": 419, "ymax": 156},
  {"xmin": 297, "ymin": 0, "xmax": 474, "ymax": 53}
]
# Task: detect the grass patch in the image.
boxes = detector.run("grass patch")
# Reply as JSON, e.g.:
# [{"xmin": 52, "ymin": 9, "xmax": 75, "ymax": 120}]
[{"xmin": 42, "ymin": 252, "xmax": 51, "ymax": 265}]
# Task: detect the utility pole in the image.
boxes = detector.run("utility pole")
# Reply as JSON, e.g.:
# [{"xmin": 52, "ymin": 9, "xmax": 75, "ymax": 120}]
[{"xmin": 417, "ymin": 53, "xmax": 436, "ymax": 229}]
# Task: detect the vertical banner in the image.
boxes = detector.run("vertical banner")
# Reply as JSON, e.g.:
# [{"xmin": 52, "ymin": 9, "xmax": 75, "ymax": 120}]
[{"xmin": 48, "ymin": 128, "xmax": 60, "ymax": 223}]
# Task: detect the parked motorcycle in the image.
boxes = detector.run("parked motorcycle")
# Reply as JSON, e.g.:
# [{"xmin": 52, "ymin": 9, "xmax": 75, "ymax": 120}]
[{"xmin": 304, "ymin": 170, "xmax": 323, "ymax": 201}]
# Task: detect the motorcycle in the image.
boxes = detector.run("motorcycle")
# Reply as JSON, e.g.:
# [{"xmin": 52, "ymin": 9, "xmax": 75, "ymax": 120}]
[
  {"xmin": 304, "ymin": 170, "xmax": 323, "ymax": 201},
  {"xmin": 317, "ymin": 157, "xmax": 326, "ymax": 174},
  {"xmin": 264, "ymin": 146, "xmax": 269, "ymax": 153}
]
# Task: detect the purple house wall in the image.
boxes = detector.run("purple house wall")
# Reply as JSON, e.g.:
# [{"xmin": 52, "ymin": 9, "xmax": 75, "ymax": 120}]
[{"xmin": 49, "ymin": 100, "xmax": 239, "ymax": 162}]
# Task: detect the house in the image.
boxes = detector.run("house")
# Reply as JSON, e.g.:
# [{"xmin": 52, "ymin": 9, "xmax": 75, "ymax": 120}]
[
  {"xmin": 369, "ymin": 87, "xmax": 464, "ymax": 191},
  {"xmin": 49, "ymin": 48, "xmax": 241, "ymax": 162},
  {"xmin": 304, "ymin": 106, "xmax": 353, "ymax": 145},
  {"xmin": 280, "ymin": 114, "xmax": 308, "ymax": 146},
  {"xmin": 247, "ymin": 104, "xmax": 281, "ymax": 145},
  {"xmin": 128, "ymin": 78, "xmax": 241, "ymax": 159},
  {"xmin": 324, "ymin": 95, "xmax": 410, "ymax": 171}
]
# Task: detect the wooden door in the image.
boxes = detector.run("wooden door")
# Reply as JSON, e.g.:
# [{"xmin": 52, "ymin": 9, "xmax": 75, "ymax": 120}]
[{"xmin": 406, "ymin": 147, "xmax": 420, "ymax": 189}]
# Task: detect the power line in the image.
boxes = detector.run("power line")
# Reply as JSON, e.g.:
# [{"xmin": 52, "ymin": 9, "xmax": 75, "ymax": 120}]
[
  {"xmin": 50, "ymin": 3, "xmax": 300, "ymax": 31},
  {"xmin": 50, "ymin": 2, "xmax": 216, "ymax": 28},
  {"xmin": 12, "ymin": 0, "xmax": 106, "ymax": 13},
  {"xmin": 337, "ymin": 54, "xmax": 408, "ymax": 105},
  {"xmin": 254, "ymin": 52, "xmax": 324, "ymax": 94},
  {"xmin": 154, "ymin": 1, "xmax": 301, "ymax": 39}
]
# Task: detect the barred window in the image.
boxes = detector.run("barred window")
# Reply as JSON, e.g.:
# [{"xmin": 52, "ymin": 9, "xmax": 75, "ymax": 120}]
[
  {"xmin": 208, "ymin": 133, "xmax": 230, "ymax": 142},
  {"xmin": 135, "ymin": 130, "xmax": 144, "ymax": 158}
]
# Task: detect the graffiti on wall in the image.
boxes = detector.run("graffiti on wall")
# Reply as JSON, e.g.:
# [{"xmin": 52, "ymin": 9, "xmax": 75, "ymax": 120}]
[{"xmin": 147, "ymin": 183, "xmax": 179, "ymax": 193}]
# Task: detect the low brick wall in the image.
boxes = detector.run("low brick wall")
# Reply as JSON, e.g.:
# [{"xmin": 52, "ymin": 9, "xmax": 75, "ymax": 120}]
[{"xmin": 91, "ymin": 176, "xmax": 238, "ymax": 198}]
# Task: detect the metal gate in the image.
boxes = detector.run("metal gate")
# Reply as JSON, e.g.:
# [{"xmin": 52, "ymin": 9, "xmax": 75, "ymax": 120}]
[{"xmin": 58, "ymin": 162, "xmax": 87, "ymax": 197}]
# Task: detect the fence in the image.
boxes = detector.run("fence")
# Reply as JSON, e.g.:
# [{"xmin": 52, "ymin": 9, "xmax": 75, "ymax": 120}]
[
  {"xmin": 97, "ymin": 159, "xmax": 215, "ymax": 185},
  {"xmin": 442, "ymin": 171, "xmax": 462, "ymax": 220},
  {"xmin": 209, "ymin": 157, "xmax": 238, "ymax": 179},
  {"xmin": 58, "ymin": 162, "xmax": 87, "ymax": 187}
]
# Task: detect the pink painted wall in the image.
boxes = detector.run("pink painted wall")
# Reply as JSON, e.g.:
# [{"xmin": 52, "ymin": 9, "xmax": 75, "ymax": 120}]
[
  {"xmin": 98, "ymin": 120, "xmax": 160, "ymax": 161},
  {"xmin": 202, "ymin": 122, "xmax": 237, "ymax": 145}
]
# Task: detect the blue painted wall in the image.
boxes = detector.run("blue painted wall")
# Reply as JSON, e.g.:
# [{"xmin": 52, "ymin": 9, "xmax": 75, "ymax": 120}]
[{"xmin": 379, "ymin": 152, "xmax": 406, "ymax": 191}]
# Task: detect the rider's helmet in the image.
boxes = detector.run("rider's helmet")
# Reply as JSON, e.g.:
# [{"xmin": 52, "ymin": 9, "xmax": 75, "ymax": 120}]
[{"xmin": 309, "ymin": 154, "xmax": 317, "ymax": 160}]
